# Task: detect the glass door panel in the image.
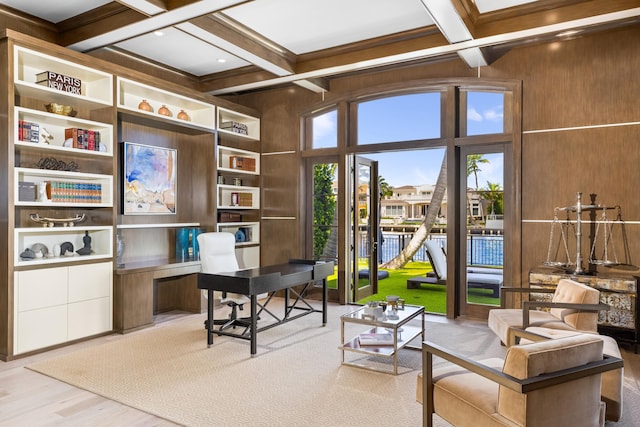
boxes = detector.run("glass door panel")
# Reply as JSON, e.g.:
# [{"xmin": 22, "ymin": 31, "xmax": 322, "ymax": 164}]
[
  {"xmin": 460, "ymin": 148, "xmax": 505, "ymax": 316},
  {"xmin": 352, "ymin": 156, "xmax": 379, "ymax": 302}
]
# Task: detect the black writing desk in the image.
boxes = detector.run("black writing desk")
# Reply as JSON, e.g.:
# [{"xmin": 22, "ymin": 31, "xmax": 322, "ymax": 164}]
[{"xmin": 197, "ymin": 259, "xmax": 334, "ymax": 355}]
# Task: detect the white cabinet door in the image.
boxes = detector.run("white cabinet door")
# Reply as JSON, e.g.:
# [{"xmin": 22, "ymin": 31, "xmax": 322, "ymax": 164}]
[
  {"xmin": 68, "ymin": 297, "xmax": 112, "ymax": 340},
  {"xmin": 68, "ymin": 262, "xmax": 112, "ymax": 302},
  {"xmin": 16, "ymin": 305, "xmax": 67, "ymax": 354},
  {"xmin": 16, "ymin": 267, "xmax": 67, "ymax": 311}
]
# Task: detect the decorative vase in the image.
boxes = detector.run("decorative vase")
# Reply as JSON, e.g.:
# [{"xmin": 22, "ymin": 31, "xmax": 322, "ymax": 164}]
[
  {"xmin": 158, "ymin": 105, "xmax": 171, "ymax": 116},
  {"xmin": 138, "ymin": 99, "xmax": 153, "ymax": 112},
  {"xmin": 116, "ymin": 233, "xmax": 125, "ymax": 265},
  {"xmin": 177, "ymin": 109, "xmax": 189, "ymax": 121}
]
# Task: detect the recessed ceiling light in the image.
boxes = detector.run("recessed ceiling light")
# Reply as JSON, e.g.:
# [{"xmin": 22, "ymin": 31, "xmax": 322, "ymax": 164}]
[
  {"xmin": 217, "ymin": 58, "xmax": 227, "ymax": 63},
  {"xmin": 154, "ymin": 31, "xmax": 164, "ymax": 36}
]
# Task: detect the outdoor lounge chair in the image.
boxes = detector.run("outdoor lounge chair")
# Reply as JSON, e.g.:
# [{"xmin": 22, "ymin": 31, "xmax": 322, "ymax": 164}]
[{"xmin": 406, "ymin": 240, "xmax": 503, "ymax": 297}]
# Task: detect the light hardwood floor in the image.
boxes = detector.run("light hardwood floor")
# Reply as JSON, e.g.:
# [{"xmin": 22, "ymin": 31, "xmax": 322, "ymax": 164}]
[{"xmin": 2, "ymin": 311, "xmax": 640, "ymax": 426}]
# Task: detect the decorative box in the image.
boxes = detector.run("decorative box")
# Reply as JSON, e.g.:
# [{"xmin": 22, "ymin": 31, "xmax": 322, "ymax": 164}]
[
  {"xmin": 229, "ymin": 156, "xmax": 256, "ymax": 172},
  {"xmin": 18, "ymin": 181, "xmax": 36, "ymax": 202}
]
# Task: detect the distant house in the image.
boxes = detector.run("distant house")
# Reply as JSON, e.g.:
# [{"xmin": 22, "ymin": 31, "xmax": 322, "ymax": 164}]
[
  {"xmin": 381, "ymin": 184, "xmax": 488, "ymax": 225},
  {"xmin": 381, "ymin": 184, "xmax": 447, "ymax": 224}
]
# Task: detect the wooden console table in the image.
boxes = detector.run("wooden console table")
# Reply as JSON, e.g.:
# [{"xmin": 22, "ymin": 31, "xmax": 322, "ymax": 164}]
[
  {"xmin": 114, "ymin": 259, "xmax": 203, "ymax": 333},
  {"xmin": 529, "ymin": 266, "xmax": 639, "ymax": 350}
]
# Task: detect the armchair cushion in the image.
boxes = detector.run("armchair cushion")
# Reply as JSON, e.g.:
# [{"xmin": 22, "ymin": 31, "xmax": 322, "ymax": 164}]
[
  {"xmin": 550, "ymin": 279, "xmax": 600, "ymax": 331},
  {"xmin": 488, "ymin": 278, "xmax": 602, "ymax": 346},
  {"xmin": 521, "ymin": 327, "xmax": 624, "ymax": 422},
  {"xmin": 498, "ymin": 334, "xmax": 604, "ymax": 426}
]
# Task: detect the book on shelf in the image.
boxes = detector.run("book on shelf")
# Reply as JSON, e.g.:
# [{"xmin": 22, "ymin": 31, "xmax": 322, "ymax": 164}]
[
  {"xmin": 35, "ymin": 71, "xmax": 82, "ymax": 95},
  {"xmin": 358, "ymin": 332, "xmax": 394, "ymax": 346}
]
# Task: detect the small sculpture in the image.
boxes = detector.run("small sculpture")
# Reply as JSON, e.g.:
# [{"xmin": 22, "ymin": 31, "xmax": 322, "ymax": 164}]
[
  {"xmin": 40, "ymin": 127, "xmax": 54, "ymax": 144},
  {"xmin": 20, "ymin": 248, "xmax": 36, "ymax": 260},
  {"xmin": 37, "ymin": 182, "xmax": 49, "ymax": 203},
  {"xmin": 76, "ymin": 231, "xmax": 92, "ymax": 255},
  {"xmin": 60, "ymin": 241, "xmax": 74, "ymax": 256}
]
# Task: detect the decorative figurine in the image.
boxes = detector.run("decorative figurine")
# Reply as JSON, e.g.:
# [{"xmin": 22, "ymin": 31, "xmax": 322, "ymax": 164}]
[{"xmin": 76, "ymin": 231, "xmax": 92, "ymax": 255}]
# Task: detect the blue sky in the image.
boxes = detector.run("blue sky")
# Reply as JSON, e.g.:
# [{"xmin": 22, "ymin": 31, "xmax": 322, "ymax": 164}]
[{"xmin": 313, "ymin": 91, "xmax": 505, "ymax": 188}]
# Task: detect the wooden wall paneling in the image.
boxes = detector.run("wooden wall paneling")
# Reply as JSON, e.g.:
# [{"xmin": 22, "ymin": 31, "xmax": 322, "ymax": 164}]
[
  {"xmin": 521, "ymin": 126, "xmax": 640, "ymax": 280},
  {"xmin": 260, "ymin": 220, "xmax": 300, "ymax": 266},
  {"xmin": 261, "ymin": 153, "xmax": 299, "ymax": 218},
  {"xmin": 483, "ymin": 27, "xmax": 640, "ymax": 132},
  {"xmin": 113, "ymin": 271, "xmax": 154, "ymax": 333},
  {"xmin": 0, "ymin": 37, "xmax": 11, "ymax": 359}
]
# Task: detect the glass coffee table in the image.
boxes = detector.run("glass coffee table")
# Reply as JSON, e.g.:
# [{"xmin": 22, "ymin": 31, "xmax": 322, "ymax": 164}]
[{"xmin": 339, "ymin": 304, "xmax": 424, "ymax": 374}]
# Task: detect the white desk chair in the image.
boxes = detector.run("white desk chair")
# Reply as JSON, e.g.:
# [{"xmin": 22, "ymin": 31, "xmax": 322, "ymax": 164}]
[{"xmin": 197, "ymin": 232, "xmax": 251, "ymax": 330}]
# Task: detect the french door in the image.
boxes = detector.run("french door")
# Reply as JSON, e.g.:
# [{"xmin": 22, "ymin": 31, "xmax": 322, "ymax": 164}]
[
  {"xmin": 351, "ymin": 156, "xmax": 379, "ymax": 302},
  {"xmin": 458, "ymin": 144, "xmax": 508, "ymax": 318}
]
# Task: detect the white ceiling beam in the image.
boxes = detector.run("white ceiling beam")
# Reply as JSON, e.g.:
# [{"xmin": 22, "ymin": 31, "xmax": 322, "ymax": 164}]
[
  {"xmin": 115, "ymin": 0, "xmax": 167, "ymax": 16},
  {"xmin": 419, "ymin": 0, "xmax": 487, "ymax": 68},
  {"xmin": 176, "ymin": 21, "xmax": 292, "ymax": 76},
  {"xmin": 419, "ymin": 0, "xmax": 472, "ymax": 43},
  {"xmin": 293, "ymin": 78, "xmax": 330, "ymax": 93},
  {"xmin": 209, "ymin": 7, "xmax": 640, "ymax": 95},
  {"xmin": 67, "ymin": 0, "xmax": 247, "ymax": 51}
]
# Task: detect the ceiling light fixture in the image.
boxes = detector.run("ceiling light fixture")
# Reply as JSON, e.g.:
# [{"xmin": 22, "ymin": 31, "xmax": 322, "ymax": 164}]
[
  {"xmin": 154, "ymin": 30, "xmax": 163, "ymax": 36},
  {"xmin": 217, "ymin": 58, "xmax": 226, "ymax": 63}
]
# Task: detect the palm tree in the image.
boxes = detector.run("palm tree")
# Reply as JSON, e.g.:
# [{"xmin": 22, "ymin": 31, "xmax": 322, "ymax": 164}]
[
  {"xmin": 467, "ymin": 154, "xmax": 489, "ymax": 189},
  {"xmin": 466, "ymin": 154, "xmax": 489, "ymax": 224},
  {"xmin": 379, "ymin": 176, "xmax": 393, "ymax": 198},
  {"xmin": 380, "ymin": 153, "xmax": 447, "ymax": 269},
  {"xmin": 482, "ymin": 181, "xmax": 503, "ymax": 216}
]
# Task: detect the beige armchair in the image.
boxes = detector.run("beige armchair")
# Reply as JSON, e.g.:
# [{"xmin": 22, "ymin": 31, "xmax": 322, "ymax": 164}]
[
  {"xmin": 488, "ymin": 278, "xmax": 608, "ymax": 347},
  {"xmin": 510, "ymin": 327, "xmax": 624, "ymax": 422},
  {"xmin": 419, "ymin": 334, "xmax": 623, "ymax": 427}
]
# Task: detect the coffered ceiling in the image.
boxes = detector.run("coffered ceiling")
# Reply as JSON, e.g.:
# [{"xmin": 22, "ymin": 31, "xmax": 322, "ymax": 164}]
[{"xmin": 1, "ymin": 0, "xmax": 639, "ymax": 95}]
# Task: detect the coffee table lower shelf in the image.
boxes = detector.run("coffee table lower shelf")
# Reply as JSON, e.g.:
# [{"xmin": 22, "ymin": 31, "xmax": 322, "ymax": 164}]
[{"xmin": 340, "ymin": 325, "xmax": 422, "ymax": 374}]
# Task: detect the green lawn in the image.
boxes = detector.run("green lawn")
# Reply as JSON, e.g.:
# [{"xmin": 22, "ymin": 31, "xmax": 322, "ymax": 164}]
[{"xmin": 326, "ymin": 261, "xmax": 499, "ymax": 314}]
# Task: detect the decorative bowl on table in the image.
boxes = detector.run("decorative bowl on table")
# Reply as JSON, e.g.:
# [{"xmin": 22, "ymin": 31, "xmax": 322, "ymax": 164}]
[{"xmin": 45, "ymin": 103, "xmax": 77, "ymax": 116}]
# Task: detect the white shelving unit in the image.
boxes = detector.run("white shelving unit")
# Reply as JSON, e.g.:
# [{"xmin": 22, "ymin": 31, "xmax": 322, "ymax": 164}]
[
  {"xmin": 117, "ymin": 77, "xmax": 215, "ymax": 131},
  {"xmin": 216, "ymin": 222, "xmax": 260, "ymax": 246},
  {"xmin": 15, "ymin": 167, "xmax": 113, "ymax": 207},
  {"xmin": 15, "ymin": 106, "xmax": 113, "ymax": 155},
  {"xmin": 217, "ymin": 106, "xmax": 260, "ymax": 141},
  {"xmin": 15, "ymin": 226, "xmax": 113, "ymax": 267},
  {"xmin": 8, "ymin": 42, "xmax": 116, "ymax": 357},
  {"xmin": 14, "ymin": 45, "xmax": 113, "ymax": 108},
  {"xmin": 217, "ymin": 184, "xmax": 260, "ymax": 210},
  {"xmin": 217, "ymin": 145, "xmax": 260, "ymax": 175},
  {"xmin": 216, "ymin": 108, "xmax": 261, "ymax": 268}
]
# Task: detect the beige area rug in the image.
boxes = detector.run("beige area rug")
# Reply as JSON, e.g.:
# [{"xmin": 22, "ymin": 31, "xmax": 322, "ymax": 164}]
[{"xmin": 26, "ymin": 302, "xmax": 504, "ymax": 426}]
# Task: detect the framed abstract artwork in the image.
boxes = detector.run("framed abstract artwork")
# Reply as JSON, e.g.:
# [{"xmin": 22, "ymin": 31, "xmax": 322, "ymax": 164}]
[{"xmin": 123, "ymin": 141, "xmax": 177, "ymax": 214}]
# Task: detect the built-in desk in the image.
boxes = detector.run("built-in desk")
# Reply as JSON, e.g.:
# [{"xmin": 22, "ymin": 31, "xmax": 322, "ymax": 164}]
[
  {"xmin": 114, "ymin": 259, "xmax": 203, "ymax": 333},
  {"xmin": 529, "ymin": 266, "xmax": 639, "ymax": 350}
]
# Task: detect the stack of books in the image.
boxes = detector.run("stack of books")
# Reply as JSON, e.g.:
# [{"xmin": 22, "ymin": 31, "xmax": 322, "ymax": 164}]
[
  {"xmin": 358, "ymin": 332, "xmax": 394, "ymax": 346},
  {"xmin": 18, "ymin": 120, "xmax": 40, "ymax": 143},
  {"xmin": 65, "ymin": 128, "xmax": 101, "ymax": 151}
]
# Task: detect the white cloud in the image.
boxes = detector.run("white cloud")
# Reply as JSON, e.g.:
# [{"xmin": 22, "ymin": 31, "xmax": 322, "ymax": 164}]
[
  {"xmin": 313, "ymin": 113, "xmax": 336, "ymax": 139},
  {"xmin": 468, "ymin": 105, "xmax": 504, "ymax": 122},
  {"xmin": 467, "ymin": 107, "xmax": 483, "ymax": 122}
]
